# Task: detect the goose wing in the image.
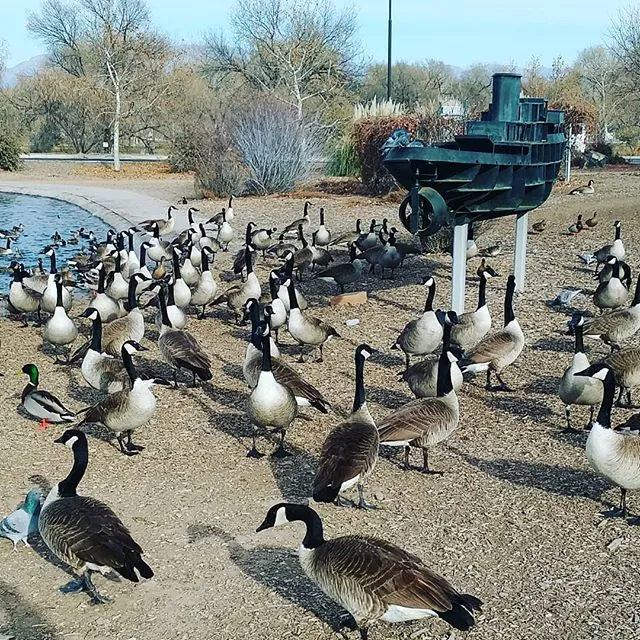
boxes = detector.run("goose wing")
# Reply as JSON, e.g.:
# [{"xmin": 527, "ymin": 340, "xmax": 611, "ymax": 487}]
[
  {"xmin": 160, "ymin": 330, "xmax": 211, "ymax": 372},
  {"xmin": 82, "ymin": 389, "xmax": 128, "ymax": 425},
  {"xmin": 584, "ymin": 309, "xmax": 635, "ymax": 336},
  {"xmin": 464, "ymin": 329, "xmax": 515, "ymax": 364},
  {"xmin": 271, "ymin": 359, "xmax": 330, "ymax": 412},
  {"xmin": 377, "ymin": 397, "xmax": 449, "ymax": 443},
  {"xmin": 29, "ymin": 390, "xmax": 74, "ymax": 416}
]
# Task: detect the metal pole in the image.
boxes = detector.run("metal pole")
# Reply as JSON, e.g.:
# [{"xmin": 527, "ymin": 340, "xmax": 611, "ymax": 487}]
[
  {"xmin": 386, "ymin": 0, "xmax": 392, "ymax": 101},
  {"xmin": 565, "ymin": 123, "xmax": 572, "ymax": 183},
  {"xmin": 451, "ymin": 223, "xmax": 467, "ymax": 313},
  {"xmin": 514, "ymin": 212, "xmax": 528, "ymax": 292}
]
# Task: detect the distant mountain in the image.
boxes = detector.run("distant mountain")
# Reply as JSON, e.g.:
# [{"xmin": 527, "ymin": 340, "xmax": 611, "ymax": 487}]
[{"xmin": 2, "ymin": 55, "xmax": 48, "ymax": 87}]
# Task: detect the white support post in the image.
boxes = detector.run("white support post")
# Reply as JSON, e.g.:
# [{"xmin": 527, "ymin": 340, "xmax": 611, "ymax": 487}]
[
  {"xmin": 451, "ymin": 223, "xmax": 467, "ymax": 313},
  {"xmin": 514, "ymin": 212, "xmax": 528, "ymax": 292}
]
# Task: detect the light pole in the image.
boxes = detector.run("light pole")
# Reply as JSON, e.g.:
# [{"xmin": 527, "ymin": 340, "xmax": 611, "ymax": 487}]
[{"xmin": 386, "ymin": 0, "xmax": 392, "ymax": 101}]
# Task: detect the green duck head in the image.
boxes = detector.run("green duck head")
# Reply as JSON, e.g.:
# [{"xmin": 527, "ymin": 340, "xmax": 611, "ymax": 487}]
[{"xmin": 21, "ymin": 364, "xmax": 39, "ymax": 387}]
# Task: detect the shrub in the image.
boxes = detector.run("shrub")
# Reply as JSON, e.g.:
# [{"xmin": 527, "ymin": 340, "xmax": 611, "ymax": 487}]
[
  {"xmin": 0, "ymin": 134, "xmax": 22, "ymax": 171},
  {"xmin": 232, "ymin": 99, "xmax": 324, "ymax": 195},
  {"xmin": 325, "ymin": 139, "xmax": 361, "ymax": 177}
]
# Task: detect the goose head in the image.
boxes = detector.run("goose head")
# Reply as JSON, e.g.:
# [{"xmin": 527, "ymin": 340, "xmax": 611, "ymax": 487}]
[
  {"xmin": 256, "ymin": 503, "xmax": 299, "ymax": 531},
  {"xmin": 53, "ymin": 428, "xmax": 86, "ymax": 450}
]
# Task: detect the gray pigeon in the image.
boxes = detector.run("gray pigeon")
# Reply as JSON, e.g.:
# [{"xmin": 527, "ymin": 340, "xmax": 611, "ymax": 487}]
[
  {"xmin": 0, "ymin": 489, "xmax": 42, "ymax": 549},
  {"xmin": 549, "ymin": 288, "xmax": 582, "ymax": 307},
  {"xmin": 577, "ymin": 253, "xmax": 597, "ymax": 266}
]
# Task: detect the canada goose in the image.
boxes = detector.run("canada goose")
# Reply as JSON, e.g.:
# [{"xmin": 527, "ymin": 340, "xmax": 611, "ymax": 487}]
[
  {"xmin": 330, "ymin": 218, "xmax": 362, "ymax": 246},
  {"xmin": 283, "ymin": 200, "xmax": 311, "ymax": 236},
  {"xmin": 216, "ymin": 209, "xmax": 234, "ymax": 250},
  {"xmin": 231, "ymin": 224, "xmax": 255, "ymax": 279},
  {"xmin": 379, "ymin": 230, "xmax": 403, "ymax": 277},
  {"xmin": 180, "ymin": 250, "xmax": 200, "ymax": 287},
  {"xmin": 558, "ymin": 314, "xmax": 603, "ymax": 431},
  {"xmin": 380, "ymin": 313, "xmax": 460, "ymax": 473},
  {"xmin": 531, "ymin": 219, "xmax": 546, "ymax": 233},
  {"xmin": 9, "ymin": 264, "xmax": 42, "ymax": 325},
  {"xmin": 276, "ymin": 252, "xmax": 308, "ymax": 311},
  {"xmin": 246, "ymin": 319, "xmax": 298, "ymax": 458},
  {"xmin": 78, "ymin": 308, "xmax": 128, "ymax": 393},
  {"xmin": 460, "ymin": 274, "xmax": 524, "ymax": 392},
  {"xmin": 43, "ymin": 276, "xmax": 78, "ymax": 363},
  {"xmin": 157, "ymin": 287, "xmax": 212, "ymax": 387},
  {"xmin": 0, "ymin": 237, "xmax": 13, "ymax": 255},
  {"xmin": 602, "ymin": 347, "xmax": 640, "ymax": 408},
  {"xmin": 391, "ymin": 277, "xmax": 443, "ymax": 369},
  {"xmin": 310, "ymin": 232, "xmax": 334, "ymax": 270},
  {"xmin": 594, "ymin": 221, "xmax": 625, "ymax": 270},
  {"xmin": 256, "ymin": 503, "xmax": 483, "ymax": 637},
  {"xmin": 79, "ymin": 341, "xmax": 168, "ymax": 454},
  {"xmin": 596, "ymin": 257, "xmax": 632, "ymax": 289},
  {"xmin": 139, "ymin": 205, "xmax": 177, "ymax": 236},
  {"xmin": 0, "ymin": 488, "xmax": 41, "ymax": 549},
  {"xmin": 208, "ymin": 196, "xmax": 234, "ymax": 224},
  {"xmin": 211, "ymin": 245, "xmax": 260, "ymax": 323},
  {"xmin": 146, "ymin": 224, "xmax": 171, "ymax": 263},
  {"xmin": 92, "ymin": 229, "xmax": 117, "ymax": 262},
  {"xmin": 243, "ymin": 303, "xmax": 330, "ymax": 412},
  {"xmin": 171, "ymin": 248, "xmax": 192, "ymax": 307},
  {"xmin": 585, "ymin": 211, "xmax": 598, "ymax": 228},
  {"xmin": 251, "ymin": 226, "xmax": 278, "ymax": 254},
  {"xmin": 266, "ymin": 233, "xmax": 298, "ymax": 259},
  {"xmin": 575, "ymin": 363, "xmax": 640, "ymax": 520},
  {"xmin": 39, "ymin": 429, "xmax": 154, "ymax": 603},
  {"xmin": 357, "ymin": 229, "xmax": 387, "ymax": 274},
  {"xmin": 267, "ymin": 272, "xmax": 288, "ymax": 342},
  {"xmin": 286, "ymin": 279, "xmax": 340, "ymax": 362},
  {"xmin": 134, "ymin": 242, "xmax": 153, "ymax": 289},
  {"xmin": 570, "ymin": 179, "xmax": 595, "ymax": 195},
  {"xmin": 479, "ymin": 240, "xmax": 501, "ymax": 257},
  {"xmin": 293, "ymin": 226, "xmax": 314, "ymax": 279},
  {"xmin": 313, "ymin": 242, "xmax": 365, "ymax": 294},
  {"xmin": 593, "ymin": 257, "xmax": 628, "ymax": 311},
  {"xmin": 400, "ymin": 311, "xmax": 463, "ymax": 399},
  {"xmin": 466, "ymin": 224, "xmax": 478, "ymax": 259},
  {"xmin": 190, "ymin": 247, "xmax": 219, "ymax": 319},
  {"xmin": 100, "ymin": 273, "xmax": 149, "ymax": 355},
  {"xmin": 567, "ymin": 215, "xmax": 583, "ymax": 235},
  {"xmin": 356, "ymin": 219, "xmax": 379, "ymax": 251},
  {"xmin": 583, "ymin": 272, "xmax": 640, "ymax": 350},
  {"xmin": 314, "ymin": 207, "xmax": 331, "ymax": 246},
  {"xmin": 312, "ymin": 344, "xmax": 377, "ymax": 508},
  {"xmin": 105, "ymin": 252, "xmax": 130, "ymax": 299},
  {"xmin": 91, "ymin": 264, "xmax": 121, "ymax": 323},
  {"xmin": 124, "ymin": 229, "xmax": 140, "ymax": 277},
  {"xmin": 156, "ymin": 278, "xmax": 188, "ymax": 330},
  {"xmin": 242, "ymin": 297, "xmax": 281, "ymax": 359},
  {"xmin": 20, "ymin": 363, "xmax": 75, "ymax": 428},
  {"xmin": 450, "ymin": 267, "xmax": 498, "ymax": 351},
  {"xmin": 39, "ymin": 249, "xmax": 72, "ymax": 313}
]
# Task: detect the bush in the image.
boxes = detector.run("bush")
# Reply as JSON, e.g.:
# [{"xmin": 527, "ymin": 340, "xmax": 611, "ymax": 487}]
[
  {"xmin": 232, "ymin": 99, "xmax": 324, "ymax": 195},
  {"xmin": 325, "ymin": 139, "xmax": 361, "ymax": 177},
  {"xmin": 0, "ymin": 135, "xmax": 22, "ymax": 171}
]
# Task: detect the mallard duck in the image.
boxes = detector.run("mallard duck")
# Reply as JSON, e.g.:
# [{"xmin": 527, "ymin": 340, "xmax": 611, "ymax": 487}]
[{"xmin": 20, "ymin": 364, "xmax": 75, "ymax": 428}]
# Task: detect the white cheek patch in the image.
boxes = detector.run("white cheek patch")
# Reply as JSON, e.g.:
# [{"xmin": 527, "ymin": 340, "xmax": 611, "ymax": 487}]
[
  {"xmin": 65, "ymin": 435, "xmax": 78, "ymax": 449},
  {"xmin": 591, "ymin": 369, "xmax": 609, "ymax": 381},
  {"xmin": 274, "ymin": 506, "xmax": 288, "ymax": 527},
  {"xmin": 361, "ymin": 349, "xmax": 371, "ymax": 359}
]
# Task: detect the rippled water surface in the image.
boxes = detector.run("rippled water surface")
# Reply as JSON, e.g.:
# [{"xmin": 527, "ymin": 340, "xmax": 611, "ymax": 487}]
[{"xmin": 0, "ymin": 193, "xmax": 112, "ymax": 291}]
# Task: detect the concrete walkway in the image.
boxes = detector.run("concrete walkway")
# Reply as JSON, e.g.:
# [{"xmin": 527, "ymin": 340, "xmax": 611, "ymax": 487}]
[{"xmin": 0, "ymin": 180, "xmax": 181, "ymax": 231}]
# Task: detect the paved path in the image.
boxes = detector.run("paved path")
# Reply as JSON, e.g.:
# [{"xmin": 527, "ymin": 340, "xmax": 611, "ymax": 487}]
[{"xmin": 0, "ymin": 179, "xmax": 185, "ymax": 231}]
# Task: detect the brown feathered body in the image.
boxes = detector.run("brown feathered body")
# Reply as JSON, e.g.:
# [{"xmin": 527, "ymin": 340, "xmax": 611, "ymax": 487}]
[{"xmin": 158, "ymin": 326, "xmax": 212, "ymax": 382}]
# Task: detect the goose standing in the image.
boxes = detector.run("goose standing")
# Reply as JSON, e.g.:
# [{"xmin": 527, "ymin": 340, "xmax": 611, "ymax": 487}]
[
  {"xmin": 287, "ymin": 279, "xmax": 340, "ymax": 362},
  {"xmin": 180, "ymin": 245, "xmax": 200, "ymax": 287},
  {"xmin": 40, "ymin": 249, "xmax": 72, "ymax": 313},
  {"xmin": 356, "ymin": 219, "xmax": 379, "ymax": 251},
  {"xmin": 460, "ymin": 274, "xmax": 524, "ymax": 392},
  {"xmin": 20, "ymin": 363, "xmax": 75, "ymax": 428},
  {"xmin": 146, "ymin": 225, "xmax": 171, "ymax": 263},
  {"xmin": 379, "ymin": 312, "xmax": 460, "ymax": 473},
  {"xmin": 277, "ymin": 252, "xmax": 308, "ymax": 311},
  {"xmin": 256, "ymin": 503, "xmax": 483, "ymax": 638},
  {"xmin": 251, "ymin": 226, "xmax": 278, "ymax": 259},
  {"xmin": 594, "ymin": 221, "xmax": 625, "ymax": 271},
  {"xmin": 450, "ymin": 267, "xmax": 498, "ymax": 351},
  {"xmin": 216, "ymin": 209, "xmax": 234, "ymax": 251},
  {"xmin": 593, "ymin": 257, "xmax": 628, "ymax": 312},
  {"xmin": 246, "ymin": 319, "xmax": 298, "ymax": 458},
  {"xmin": 312, "ymin": 344, "xmax": 377, "ymax": 508},
  {"xmin": 283, "ymin": 200, "xmax": 312, "ymax": 236},
  {"xmin": 313, "ymin": 242, "xmax": 365, "ymax": 294},
  {"xmin": 310, "ymin": 232, "xmax": 334, "ymax": 271},
  {"xmin": 293, "ymin": 225, "xmax": 314, "ymax": 279},
  {"xmin": 603, "ymin": 347, "xmax": 640, "ymax": 408},
  {"xmin": 140, "ymin": 205, "xmax": 177, "ymax": 236},
  {"xmin": 558, "ymin": 313, "xmax": 603, "ymax": 431},
  {"xmin": 171, "ymin": 248, "xmax": 192, "ymax": 308},
  {"xmin": 400, "ymin": 310, "xmax": 463, "ymax": 399},
  {"xmin": 78, "ymin": 308, "xmax": 128, "ymax": 393},
  {"xmin": 43, "ymin": 275, "xmax": 78, "ymax": 363},
  {"xmin": 9, "ymin": 264, "xmax": 42, "ymax": 325},
  {"xmin": 105, "ymin": 252, "xmax": 129, "ymax": 300},
  {"xmin": 314, "ymin": 207, "xmax": 331, "ymax": 246},
  {"xmin": 157, "ymin": 287, "xmax": 212, "ymax": 387},
  {"xmin": 134, "ymin": 242, "xmax": 154, "ymax": 291},
  {"xmin": 267, "ymin": 272, "xmax": 288, "ymax": 342},
  {"xmin": 91, "ymin": 264, "xmax": 120, "ymax": 323},
  {"xmin": 596, "ymin": 257, "xmax": 631, "ymax": 288},
  {"xmin": 79, "ymin": 341, "xmax": 167, "ymax": 454},
  {"xmin": 330, "ymin": 218, "xmax": 362, "ymax": 247},
  {"xmin": 190, "ymin": 247, "xmax": 218, "ymax": 319},
  {"xmin": 379, "ymin": 230, "xmax": 402, "ymax": 278},
  {"xmin": 125, "ymin": 229, "xmax": 140, "ymax": 277},
  {"xmin": 157, "ymin": 278, "xmax": 188, "ymax": 330},
  {"xmin": 575, "ymin": 363, "xmax": 640, "ymax": 520},
  {"xmin": 39, "ymin": 430, "xmax": 153, "ymax": 603},
  {"xmin": 391, "ymin": 277, "xmax": 442, "ymax": 368}
]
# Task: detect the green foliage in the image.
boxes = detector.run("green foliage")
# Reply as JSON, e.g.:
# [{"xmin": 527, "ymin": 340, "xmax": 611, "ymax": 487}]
[
  {"xmin": 325, "ymin": 140, "xmax": 360, "ymax": 177},
  {"xmin": 30, "ymin": 119, "xmax": 62, "ymax": 153},
  {"xmin": 0, "ymin": 134, "xmax": 22, "ymax": 171}
]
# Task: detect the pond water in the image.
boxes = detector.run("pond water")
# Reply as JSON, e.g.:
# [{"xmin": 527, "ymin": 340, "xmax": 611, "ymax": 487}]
[{"xmin": 0, "ymin": 192, "xmax": 112, "ymax": 292}]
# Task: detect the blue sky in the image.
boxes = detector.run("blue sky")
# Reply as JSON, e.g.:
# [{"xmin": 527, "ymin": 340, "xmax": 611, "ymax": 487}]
[{"xmin": 1, "ymin": 0, "xmax": 631, "ymax": 69}]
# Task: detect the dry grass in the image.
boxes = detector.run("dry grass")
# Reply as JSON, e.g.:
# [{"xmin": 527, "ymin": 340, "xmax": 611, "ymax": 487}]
[
  {"xmin": 1, "ymin": 169, "xmax": 640, "ymax": 640},
  {"xmin": 70, "ymin": 162, "xmax": 174, "ymax": 180}
]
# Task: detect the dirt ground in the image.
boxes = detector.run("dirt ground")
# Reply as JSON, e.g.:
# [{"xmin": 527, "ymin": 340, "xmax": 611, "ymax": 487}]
[{"xmin": 1, "ymin": 166, "xmax": 640, "ymax": 640}]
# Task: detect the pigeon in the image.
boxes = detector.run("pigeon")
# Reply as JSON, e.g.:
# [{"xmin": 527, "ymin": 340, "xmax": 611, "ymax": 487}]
[
  {"xmin": 577, "ymin": 253, "xmax": 597, "ymax": 266},
  {"xmin": 0, "ymin": 489, "xmax": 42, "ymax": 550},
  {"xmin": 548, "ymin": 289, "xmax": 582, "ymax": 307}
]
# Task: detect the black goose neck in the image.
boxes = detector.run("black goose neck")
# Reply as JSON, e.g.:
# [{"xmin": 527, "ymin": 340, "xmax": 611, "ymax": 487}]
[
  {"xmin": 128, "ymin": 232, "xmax": 135, "ymax": 252},
  {"xmin": 122, "ymin": 345, "xmax": 138, "ymax": 383},
  {"xmin": 352, "ymin": 352, "xmax": 367, "ymax": 413},
  {"xmin": 167, "ymin": 280, "xmax": 177, "ymax": 306},
  {"xmin": 269, "ymin": 275, "xmax": 279, "ymax": 300},
  {"xmin": 201, "ymin": 248, "xmax": 210, "ymax": 272},
  {"xmin": 158, "ymin": 287, "xmax": 171, "ymax": 327},
  {"xmin": 574, "ymin": 322, "xmax": 585, "ymax": 354},
  {"xmin": 172, "ymin": 250, "xmax": 181, "ymax": 276},
  {"xmin": 283, "ymin": 255, "xmax": 293, "ymax": 279},
  {"xmin": 260, "ymin": 329, "xmax": 273, "ymax": 372},
  {"xmin": 139, "ymin": 244, "xmax": 147, "ymax": 267},
  {"xmin": 615, "ymin": 224, "xmax": 621, "ymax": 241},
  {"xmin": 596, "ymin": 370, "xmax": 615, "ymax": 428},
  {"xmin": 319, "ymin": 208, "xmax": 325, "ymax": 225},
  {"xmin": 424, "ymin": 282, "xmax": 436, "ymax": 312},
  {"xmin": 55, "ymin": 279, "xmax": 64, "ymax": 307},
  {"xmin": 245, "ymin": 248, "xmax": 254, "ymax": 274},
  {"xmin": 287, "ymin": 280, "xmax": 299, "ymax": 310},
  {"xmin": 349, "ymin": 243, "xmax": 357, "ymax": 262},
  {"xmin": 59, "ymin": 441, "xmax": 89, "ymax": 497},
  {"xmin": 97, "ymin": 267, "xmax": 106, "ymax": 294},
  {"xmin": 90, "ymin": 314, "xmax": 102, "ymax": 352},
  {"xmin": 633, "ymin": 273, "xmax": 640, "ymax": 306},
  {"xmin": 504, "ymin": 279, "xmax": 516, "ymax": 326},
  {"xmin": 436, "ymin": 344, "xmax": 454, "ymax": 397},
  {"xmin": 49, "ymin": 251, "xmax": 57, "ymax": 274},
  {"xmin": 248, "ymin": 301, "xmax": 260, "ymax": 334},
  {"xmin": 296, "ymin": 506, "xmax": 325, "ymax": 549},
  {"xmin": 127, "ymin": 275, "xmax": 139, "ymax": 310},
  {"xmin": 245, "ymin": 224, "xmax": 253, "ymax": 245},
  {"xmin": 477, "ymin": 275, "xmax": 487, "ymax": 310}
]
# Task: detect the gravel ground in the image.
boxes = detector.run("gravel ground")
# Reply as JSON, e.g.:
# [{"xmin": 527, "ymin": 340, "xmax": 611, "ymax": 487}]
[{"xmin": 1, "ymin": 169, "xmax": 640, "ymax": 640}]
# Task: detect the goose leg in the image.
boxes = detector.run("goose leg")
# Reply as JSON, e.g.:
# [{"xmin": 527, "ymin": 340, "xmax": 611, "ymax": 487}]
[
  {"xmin": 318, "ymin": 343, "xmax": 324, "ymax": 363},
  {"xmin": 81, "ymin": 569, "xmax": 112, "ymax": 605},
  {"xmin": 405, "ymin": 353, "xmax": 410, "ymax": 369},
  {"xmin": 338, "ymin": 283, "xmax": 345, "ymax": 294},
  {"xmin": 125, "ymin": 430, "xmax": 145, "ymax": 451},
  {"xmin": 620, "ymin": 489, "xmax": 628, "ymax": 518},
  {"xmin": 615, "ymin": 386, "xmax": 625, "ymax": 407},
  {"xmin": 191, "ymin": 370, "xmax": 197, "ymax": 388},
  {"xmin": 271, "ymin": 430, "xmax": 292, "ymax": 458},
  {"xmin": 403, "ymin": 446, "xmax": 411, "ymax": 471},
  {"xmin": 488, "ymin": 371, "xmax": 514, "ymax": 392},
  {"xmin": 173, "ymin": 370, "xmax": 179, "ymax": 387},
  {"xmin": 586, "ymin": 406, "xmax": 595, "ymax": 430},
  {"xmin": 198, "ymin": 305, "xmax": 206, "ymax": 320},
  {"xmin": 117, "ymin": 433, "xmax": 139, "ymax": 456},
  {"xmin": 357, "ymin": 483, "xmax": 377, "ymax": 510},
  {"xmin": 247, "ymin": 427, "xmax": 264, "ymax": 459},
  {"xmin": 420, "ymin": 448, "xmax": 443, "ymax": 475}
]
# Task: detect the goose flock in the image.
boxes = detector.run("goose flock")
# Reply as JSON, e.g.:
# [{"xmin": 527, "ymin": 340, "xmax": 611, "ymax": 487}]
[{"xmin": 1, "ymin": 192, "xmax": 639, "ymax": 637}]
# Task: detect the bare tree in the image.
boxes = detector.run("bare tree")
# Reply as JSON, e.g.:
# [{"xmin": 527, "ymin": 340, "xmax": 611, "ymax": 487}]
[
  {"xmin": 28, "ymin": 0, "xmax": 173, "ymax": 170},
  {"xmin": 610, "ymin": 5, "xmax": 640, "ymax": 84},
  {"xmin": 204, "ymin": 0, "xmax": 361, "ymax": 121}
]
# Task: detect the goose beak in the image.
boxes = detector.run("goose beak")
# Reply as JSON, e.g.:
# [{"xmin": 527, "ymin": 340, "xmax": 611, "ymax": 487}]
[
  {"xmin": 152, "ymin": 377, "xmax": 171, "ymax": 386},
  {"xmin": 53, "ymin": 435, "xmax": 65, "ymax": 444},
  {"xmin": 256, "ymin": 519, "xmax": 270, "ymax": 533}
]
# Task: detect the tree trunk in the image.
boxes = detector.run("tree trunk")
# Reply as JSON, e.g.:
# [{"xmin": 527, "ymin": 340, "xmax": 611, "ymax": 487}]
[{"xmin": 113, "ymin": 88, "xmax": 121, "ymax": 172}]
